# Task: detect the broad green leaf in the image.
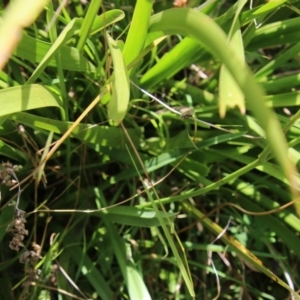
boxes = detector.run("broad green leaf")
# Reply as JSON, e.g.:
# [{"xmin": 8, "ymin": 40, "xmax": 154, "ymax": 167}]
[
  {"xmin": 100, "ymin": 206, "xmax": 176, "ymax": 227},
  {"xmin": 107, "ymin": 33, "xmax": 130, "ymax": 125},
  {"xmin": 0, "ymin": 84, "xmax": 63, "ymax": 117},
  {"xmin": 14, "ymin": 34, "xmax": 96, "ymax": 73}
]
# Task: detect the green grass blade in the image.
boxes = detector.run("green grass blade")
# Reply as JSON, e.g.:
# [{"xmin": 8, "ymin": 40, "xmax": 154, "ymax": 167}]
[
  {"xmin": 122, "ymin": 0, "xmax": 153, "ymax": 67},
  {"xmin": 77, "ymin": 0, "xmax": 102, "ymax": 51},
  {"xmin": 128, "ymin": 150, "xmax": 195, "ymax": 297}
]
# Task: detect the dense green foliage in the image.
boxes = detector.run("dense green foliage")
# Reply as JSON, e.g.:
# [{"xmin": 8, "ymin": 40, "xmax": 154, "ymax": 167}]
[{"xmin": 1, "ymin": 0, "xmax": 300, "ymax": 299}]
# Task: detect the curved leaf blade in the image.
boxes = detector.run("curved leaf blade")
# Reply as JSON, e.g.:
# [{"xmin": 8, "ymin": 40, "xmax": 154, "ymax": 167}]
[
  {"xmin": 0, "ymin": 84, "xmax": 63, "ymax": 117},
  {"xmin": 107, "ymin": 33, "xmax": 130, "ymax": 125}
]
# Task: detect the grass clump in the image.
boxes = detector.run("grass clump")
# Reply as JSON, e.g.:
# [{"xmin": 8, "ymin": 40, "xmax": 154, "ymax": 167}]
[{"xmin": 0, "ymin": 0, "xmax": 300, "ymax": 299}]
